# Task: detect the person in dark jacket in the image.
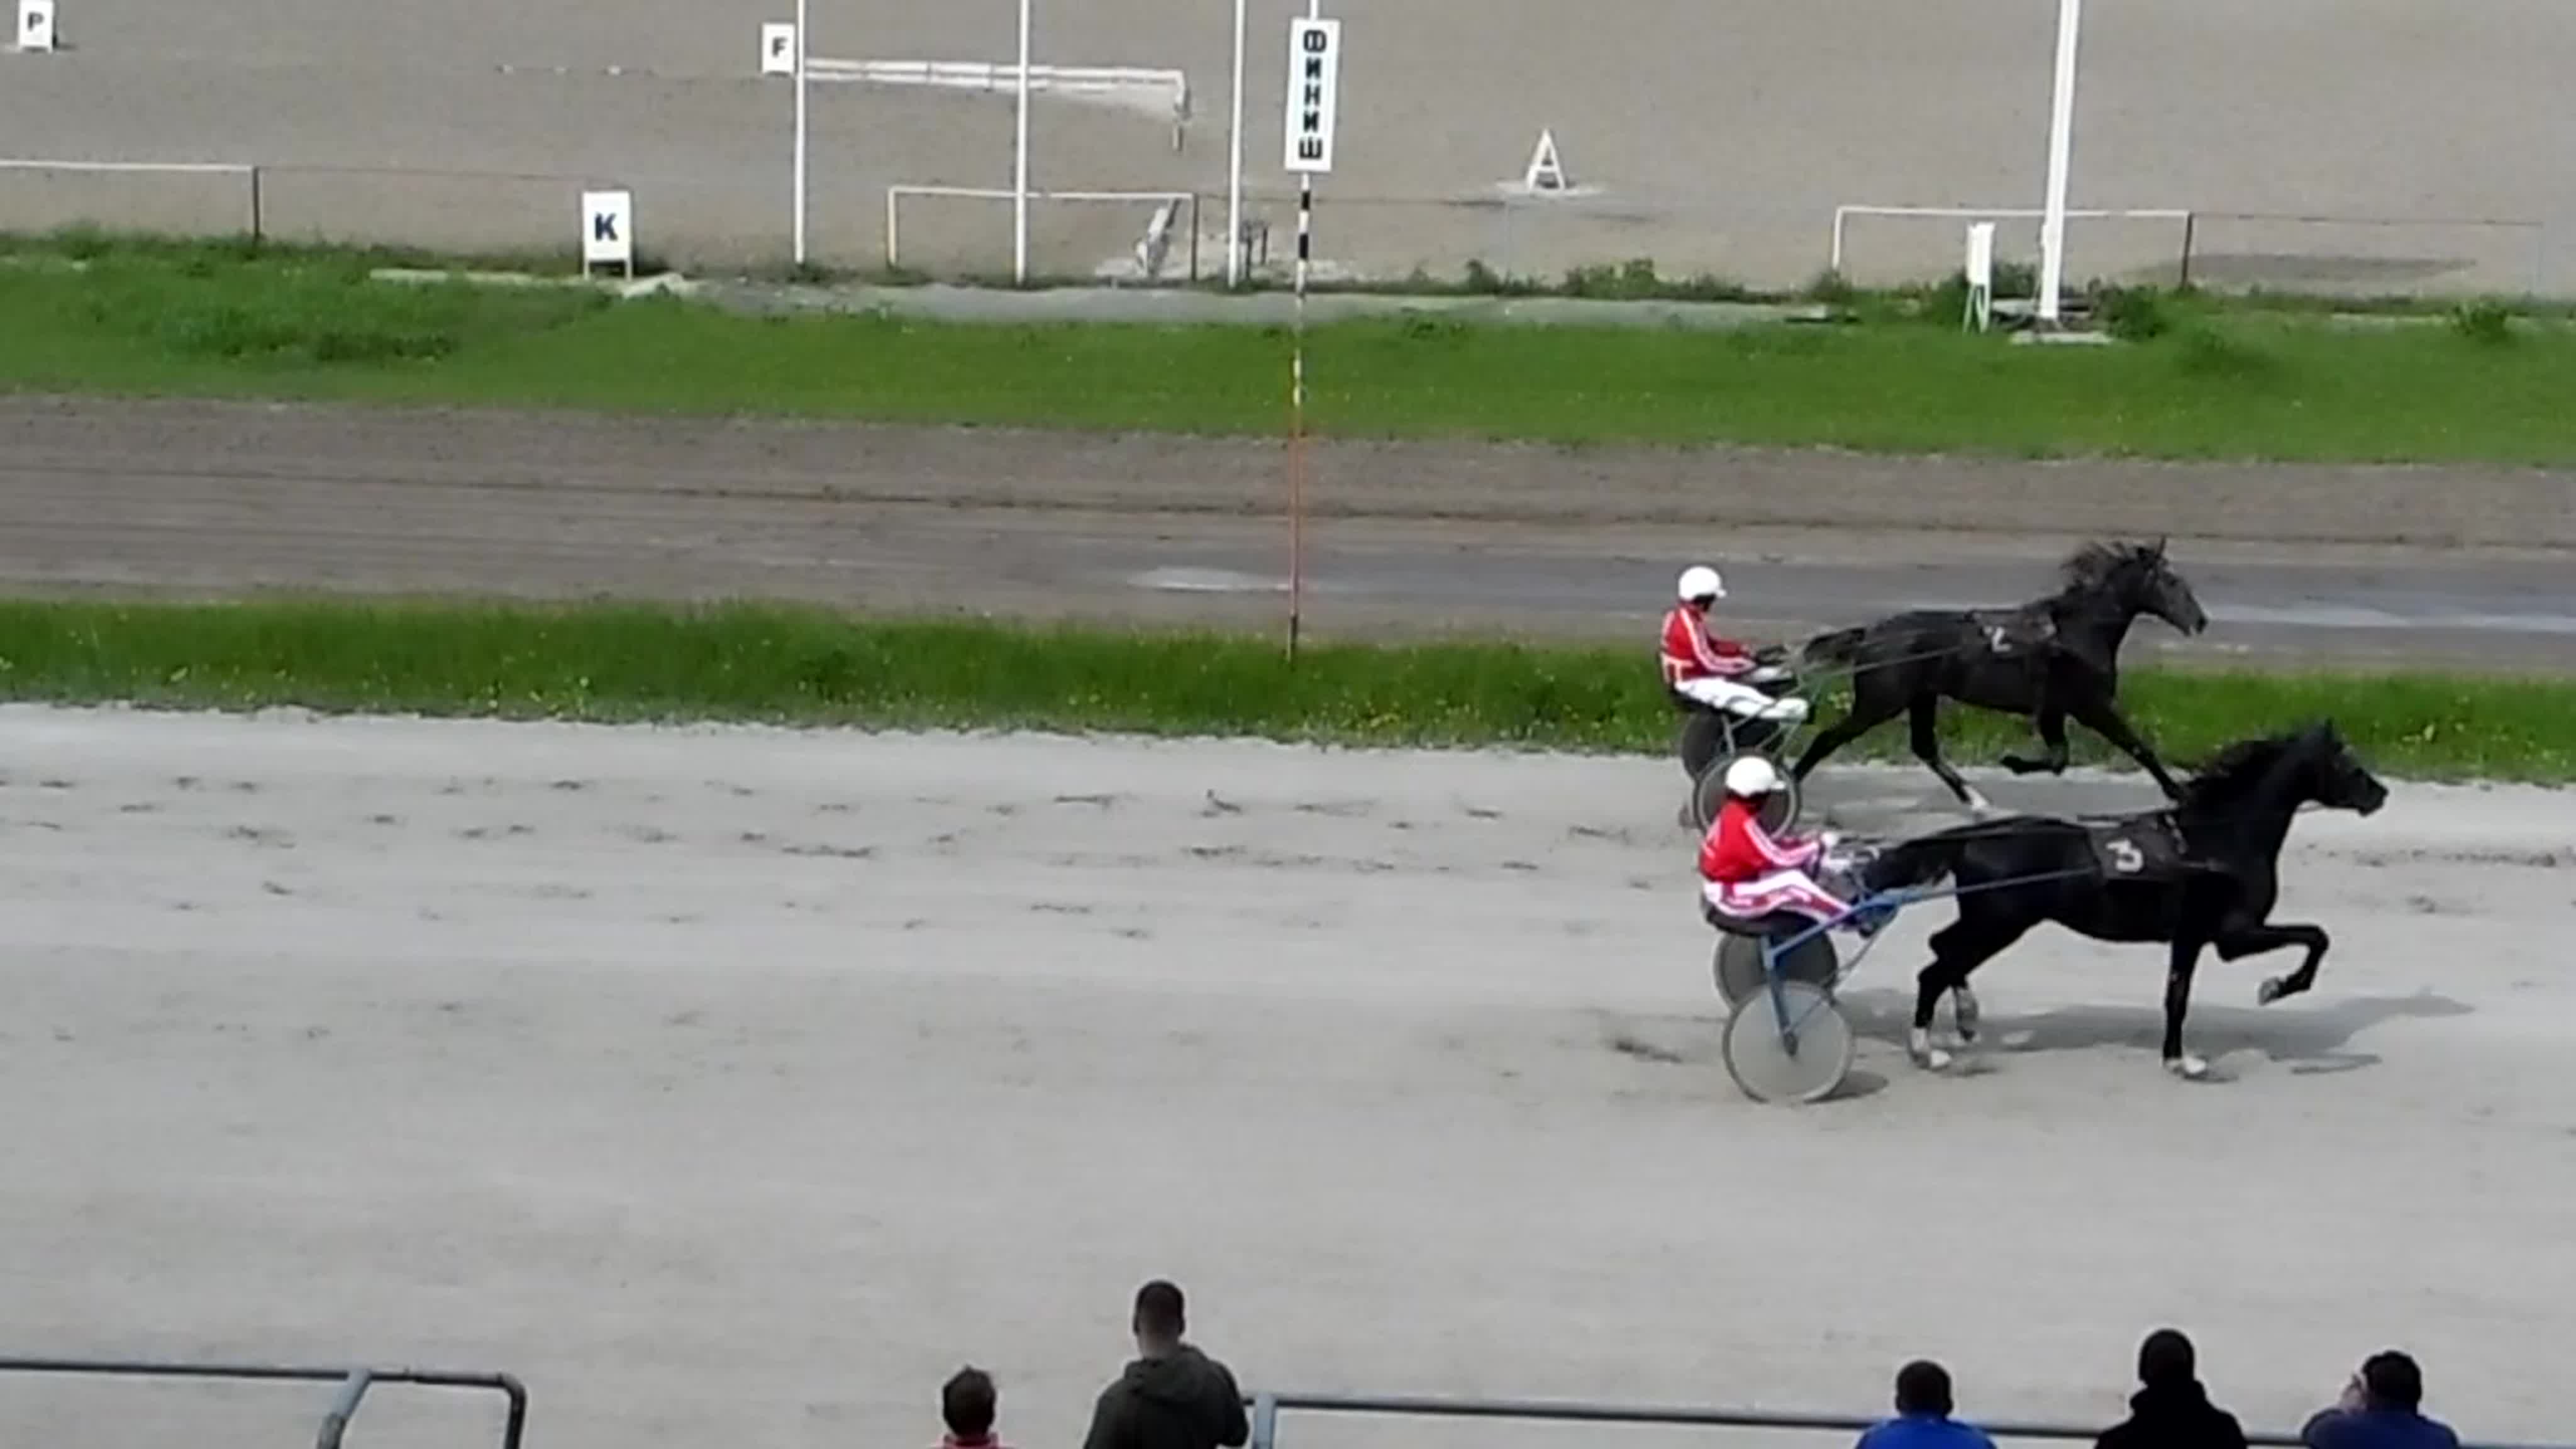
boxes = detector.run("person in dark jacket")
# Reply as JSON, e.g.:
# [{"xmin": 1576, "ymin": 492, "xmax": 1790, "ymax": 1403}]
[
  {"xmin": 2301, "ymin": 1352, "xmax": 2460, "ymax": 1449},
  {"xmin": 1080, "ymin": 1279, "xmax": 1249, "ymax": 1449},
  {"xmin": 2096, "ymin": 1328, "xmax": 2248, "ymax": 1449}
]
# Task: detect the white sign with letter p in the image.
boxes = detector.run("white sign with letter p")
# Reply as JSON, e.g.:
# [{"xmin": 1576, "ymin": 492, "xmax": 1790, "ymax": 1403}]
[
  {"xmin": 1283, "ymin": 16, "xmax": 1341, "ymax": 174},
  {"xmin": 18, "ymin": 0, "xmax": 57, "ymax": 53},
  {"xmin": 581, "ymin": 188, "xmax": 634, "ymax": 274}
]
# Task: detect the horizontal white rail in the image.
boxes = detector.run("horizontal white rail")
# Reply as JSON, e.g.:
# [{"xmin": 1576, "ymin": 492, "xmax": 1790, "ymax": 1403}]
[
  {"xmin": 808, "ymin": 57, "xmax": 1187, "ymax": 125},
  {"xmin": 1830, "ymin": 203, "xmax": 2192, "ymax": 272},
  {"xmin": 0, "ymin": 157, "xmax": 253, "ymax": 175}
]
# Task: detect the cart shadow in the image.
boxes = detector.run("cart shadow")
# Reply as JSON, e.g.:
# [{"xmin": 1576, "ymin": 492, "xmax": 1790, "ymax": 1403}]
[{"xmin": 1834, "ymin": 986, "xmax": 2474, "ymax": 1077}]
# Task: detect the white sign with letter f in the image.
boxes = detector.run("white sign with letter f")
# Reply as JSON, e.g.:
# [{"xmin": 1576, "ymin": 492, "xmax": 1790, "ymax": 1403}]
[{"xmin": 1284, "ymin": 17, "xmax": 1341, "ymax": 174}]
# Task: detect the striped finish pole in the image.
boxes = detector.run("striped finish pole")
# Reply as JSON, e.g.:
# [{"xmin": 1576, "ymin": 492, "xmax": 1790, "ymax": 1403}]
[
  {"xmin": 1281, "ymin": 6, "xmax": 1338, "ymax": 662},
  {"xmin": 1288, "ymin": 172, "xmax": 1310, "ymax": 660}
]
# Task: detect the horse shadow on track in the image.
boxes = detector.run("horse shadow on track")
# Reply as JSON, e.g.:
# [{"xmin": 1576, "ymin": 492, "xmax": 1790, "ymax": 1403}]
[{"xmin": 1835, "ymin": 986, "xmax": 2475, "ymax": 1078}]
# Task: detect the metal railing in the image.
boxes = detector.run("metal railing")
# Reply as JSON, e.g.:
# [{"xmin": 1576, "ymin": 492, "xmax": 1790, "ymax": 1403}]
[
  {"xmin": 0, "ymin": 1355, "xmax": 528, "ymax": 1449},
  {"xmin": 1246, "ymin": 1389, "xmax": 2569, "ymax": 1449}
]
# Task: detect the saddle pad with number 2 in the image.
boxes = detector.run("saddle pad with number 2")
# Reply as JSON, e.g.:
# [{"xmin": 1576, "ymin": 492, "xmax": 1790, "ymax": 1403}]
[{"xmin": 2084, "ymin": 812, "xmax": 2194, "ymax": 881}]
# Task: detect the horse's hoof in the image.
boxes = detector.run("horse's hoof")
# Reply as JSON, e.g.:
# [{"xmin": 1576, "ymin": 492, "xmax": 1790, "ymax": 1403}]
[
  {"xmin": 1908, "ymin": 1029, "xmax": 1955, "ymax": 1072},
  {"xmin": 1951, "ymin": 989, "xmax": 1982, "ymax": 1041},
  {"xmin": 2257, "ymin": 977, "xmax": 2287, "ymax": 1006},
  {"xmin": 2165, "ymin": 1054, "xmax": 2210, "ymax": 1080}
]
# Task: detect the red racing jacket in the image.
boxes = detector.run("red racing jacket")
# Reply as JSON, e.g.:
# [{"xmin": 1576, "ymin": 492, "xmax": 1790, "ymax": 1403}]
[
  {"xmin": 1699, "ymin": 796, "xmax": 1823, "ymax": 885},
  {"xmin": 1659, "ymin": 602, "xmax": 1758, "ymax": 687}
]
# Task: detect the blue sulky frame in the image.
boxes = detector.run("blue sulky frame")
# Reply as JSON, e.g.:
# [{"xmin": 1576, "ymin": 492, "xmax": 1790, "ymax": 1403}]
[
  {"xmin": 1721, "ymin": 886, "xmax": 1926, "ymax": 1104},
  {"xmin": 1716, "ymin": 863, "xmax": 2104, "ymax": 1104}
]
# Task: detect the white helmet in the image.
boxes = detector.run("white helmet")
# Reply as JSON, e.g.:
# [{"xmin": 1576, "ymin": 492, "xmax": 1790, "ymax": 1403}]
[
  {"xmin": 1723, "ymin": 756, "xmax": 1782, "ymax": 796},
  {"xmin": 1677, "ymin": 565, "xmax": 1726, "ymax": 602}
]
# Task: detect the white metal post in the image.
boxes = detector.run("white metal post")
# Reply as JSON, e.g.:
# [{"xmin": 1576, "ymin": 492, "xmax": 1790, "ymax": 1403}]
[
  {"xmin": 2036, "ymin": 0, "xmax": 2082, "ymax": 323},
  {"xmin": 1014, "ymin": 0, "xmax": 1033, "ymax": 284},
  {"xmin": 1226, "ymin": 0, "xmax": 1248, "ymax": 286},
  {"xmin": 792, "ymin": 0, "xmax": 809, "ymax": 266}
]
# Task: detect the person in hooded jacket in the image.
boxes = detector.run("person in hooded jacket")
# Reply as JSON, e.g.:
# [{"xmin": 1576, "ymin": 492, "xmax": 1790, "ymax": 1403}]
[
  {"xmin": 2096, "ymin": 1328, "xmax": 2248, "ymax": 1449},
  {"xmin": 1080, "ymin": 1279, "xmax": 1249, "ymax": 1449}
]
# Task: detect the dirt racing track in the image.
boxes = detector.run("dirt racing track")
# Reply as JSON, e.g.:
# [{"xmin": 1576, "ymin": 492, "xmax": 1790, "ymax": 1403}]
[
  {"xmin": 3, "ymin": 393, "xmax": 2574, "ymax": 1446},
  {"xmin": 2, "ymin": 708, "xmax": 2572, "ymax": 1449}
]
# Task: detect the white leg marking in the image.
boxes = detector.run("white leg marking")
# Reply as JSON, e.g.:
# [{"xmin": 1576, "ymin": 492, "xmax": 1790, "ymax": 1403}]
[{"xmin": 1909, "ymin": 1026, "xmax": 1954, "ymax": 1072}]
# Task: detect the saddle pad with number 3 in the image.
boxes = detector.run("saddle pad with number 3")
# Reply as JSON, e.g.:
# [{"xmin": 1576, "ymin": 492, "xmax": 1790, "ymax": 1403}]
[{"xmin": 2085, "ymin": 812, "xmax": 2194, "ymax": 881}]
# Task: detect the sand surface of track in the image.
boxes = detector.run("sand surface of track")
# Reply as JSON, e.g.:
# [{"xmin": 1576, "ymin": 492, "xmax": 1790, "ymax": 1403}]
[{"xmin": 0, "ymin": 705, "xmax": 2567, "ymax": 1448}]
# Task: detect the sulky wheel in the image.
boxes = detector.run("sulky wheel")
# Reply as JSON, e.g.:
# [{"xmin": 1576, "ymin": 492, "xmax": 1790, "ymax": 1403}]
[
  {"xmin": 1675, "ymin": 708, "xmax": 1728, "ymax": 784},
  {"xmin": 1721, "ymin": 978, "xmax": 1855, "ymax": 1105},
  {"xmin": 1711, "ymin": 930, "xmax": 1841, "ymax": 1013},
  {"xmin": 1690, "ymin": 750, "xmax": 1801, "ymax": 834}
]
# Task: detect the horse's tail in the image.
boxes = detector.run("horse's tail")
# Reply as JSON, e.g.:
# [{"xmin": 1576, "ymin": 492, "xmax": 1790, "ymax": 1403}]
[
  {"xmin": 1860, "ymin": 827, "xmax": 1977, "ymax": 893},
  {"xmin": 1801, "ymin": 625, "xmax": 1868, "ymax": 669}
]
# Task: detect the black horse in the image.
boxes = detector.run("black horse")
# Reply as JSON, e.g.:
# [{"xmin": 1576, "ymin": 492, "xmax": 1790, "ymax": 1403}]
[
  {"xmin": 1857, "ymin": 721, "xmax": 2389, "ymax": 1080},
  {"xmin": 1787, "ymin": 540, "xmax": 2209, "ymax": 813}
]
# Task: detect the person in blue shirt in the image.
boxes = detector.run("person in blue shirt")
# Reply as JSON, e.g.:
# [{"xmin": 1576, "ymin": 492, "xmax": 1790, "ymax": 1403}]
[
  {"xmin": 2301, "ymin": 1352, "xmax": 2461, "ymax": 1449},
  {"xmin": 1855, "ymin": 1360, "xmax": 1999, "ymax": 1449}
]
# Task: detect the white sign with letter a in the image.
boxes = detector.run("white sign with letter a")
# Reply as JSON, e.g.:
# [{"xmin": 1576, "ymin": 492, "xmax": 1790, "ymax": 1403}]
[
  {"xmin": 581, "ymin": 189, "xmax": 634, "ymax": 273},
  {"xmin": 18, "ymin": 0, "xmax": 56, "ymax": 53},
  {"xmin": 1283, "ymin": 16, "xmax": 1342, "ymax": 174},
  {"xmin": 760, "ymin": 21, "xmax": 796, "ymax": 76}
]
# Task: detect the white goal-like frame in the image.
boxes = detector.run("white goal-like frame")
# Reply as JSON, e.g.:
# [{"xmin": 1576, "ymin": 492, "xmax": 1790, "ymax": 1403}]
[
  {"xmin": 1829, "ymin": 203, "xmax": 2194, "ymax": 282},
  {"xmin": 885, "ymin": 185, "xmax": 1200, "ymax": 280}
]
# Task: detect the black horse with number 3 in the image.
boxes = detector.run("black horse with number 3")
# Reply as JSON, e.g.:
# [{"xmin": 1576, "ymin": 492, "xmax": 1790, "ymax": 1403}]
[
  {"xmin": 1855, "ymin": 721, "xmax": 2389, "ymax": 1081},
  {"xmin": 1788, "ymin": 539, "xmax": 2210, "ymax": 814}
]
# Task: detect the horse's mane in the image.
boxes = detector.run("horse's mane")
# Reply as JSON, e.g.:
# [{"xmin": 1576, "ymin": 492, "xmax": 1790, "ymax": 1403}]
[
  {"xmin": 2053, "ymin": 539, "xmax": 2162, "ymax": 597},
  {"xmin": 2177, "ymin": 726, "xmax": 2325, "ymax": 810}
]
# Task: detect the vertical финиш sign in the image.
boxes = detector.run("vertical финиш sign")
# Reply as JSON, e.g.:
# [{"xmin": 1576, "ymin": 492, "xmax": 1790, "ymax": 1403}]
[
  {"xmin": 582, "ymin": 189, "xmax": 635, "ymax": 274},
  {"xmin": 1283, "ymin": 17, "xmax": 1341, "ymax": 174}
]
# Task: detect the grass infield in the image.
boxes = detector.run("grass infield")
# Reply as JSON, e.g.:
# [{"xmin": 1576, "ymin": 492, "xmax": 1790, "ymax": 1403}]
[
  {"xmin": 0, "ymin": 599, "xmax": 2565, "ymax": 784},
  {"xmin": 3, "ymin": 238, "xmax": 2574, "ymax": 463}
]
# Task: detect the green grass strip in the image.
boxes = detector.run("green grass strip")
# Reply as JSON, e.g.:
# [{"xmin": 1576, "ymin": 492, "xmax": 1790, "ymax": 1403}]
[
  {"xmin": 4, "ymin": 242, "xmax": 2576, "ymax": 462},
  {"xmin": 0, "ymin": 598, "xmax": 2565, "ymax": 784}
]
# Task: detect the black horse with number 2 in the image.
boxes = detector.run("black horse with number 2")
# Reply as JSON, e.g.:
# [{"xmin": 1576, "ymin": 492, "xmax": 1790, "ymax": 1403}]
[
  {"xmin": 1788, "ymin": 539, "xmax": 2210, "ymax": 814},
  {"xmin": 1856, "ymin": 721, "xmax": 2389, "ymax": 1082}
]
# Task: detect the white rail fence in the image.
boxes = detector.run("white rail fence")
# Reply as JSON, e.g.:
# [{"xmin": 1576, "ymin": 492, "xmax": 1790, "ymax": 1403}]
[{"xmin": 804, "ymin": 58, "xmax": 1190, "ymax": 148}]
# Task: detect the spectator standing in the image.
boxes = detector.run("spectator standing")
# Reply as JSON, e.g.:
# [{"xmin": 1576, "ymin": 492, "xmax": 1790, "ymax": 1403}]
[
  {"xmin": 1855, "ymin": 1360, "xmax": 1997, "ymax": 1449},
  {"xmin": 939, "ymin": 1366, "xmax": 1009, "ymax": 1449},
  {"xmin": 2095, "ymin": 1328, "xmax": 2247, "ymax": 1449},
  {"xmin": 1080, "ymin": 1279, "xmax": 1250, "ymax": 1449},
  {"xmin": 2302, "ymin": 1352, "xmax": 2460, "ymax": 1449}
]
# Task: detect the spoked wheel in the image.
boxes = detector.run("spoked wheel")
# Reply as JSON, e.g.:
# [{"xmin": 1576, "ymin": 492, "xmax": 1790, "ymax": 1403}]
[
  {"xmin": 1711, "ymin": 930, "xmax": 1841, "ymax": 1013},
  {"xmin": 1722, "ymin": 979, "xmax": 1855, "ymax": 1105},
  {"xmin": 1690, "ymin": 751, "xmax": 1802, "ymax": 833}
]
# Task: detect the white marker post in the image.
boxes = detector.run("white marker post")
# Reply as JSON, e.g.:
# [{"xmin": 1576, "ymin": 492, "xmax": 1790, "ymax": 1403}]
[
  {"xmin": 582, "ymin": 189, "xmax": 635, "ymax": 279},
  {"xmin": 17, "ymin": 0, "xmax": 56, "ymax": 53},
  {"xmin": 1225, "ymin": 0, "xmax": 1248, "ymax": 286},
  {"xmin": 792, "ymin": 0, "xmax": 809, "ymax": 266},
  {"xmin": 1963, "ymin": 221, "xmax": 1996, "ymax": 331},
  {"xmin": 1013, "ymin": 0, "xmax": 1032, "ymax": 284},
  {"xmin": 2035, "ymin": 0, "xmax": 2083, "ymax": 325},
  {"xmin": 1282, "ymin": 9, "xmax": 1340, "ymax": 659}
]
